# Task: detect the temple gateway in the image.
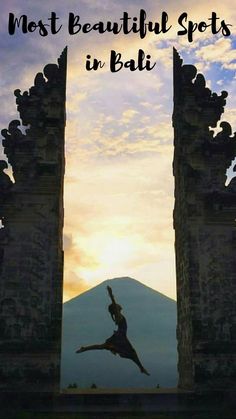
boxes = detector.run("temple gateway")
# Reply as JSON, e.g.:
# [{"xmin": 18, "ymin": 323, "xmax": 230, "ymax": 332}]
[{"xmin": 0, "ymin": 47, "xmax": 235, "ymax": 395}]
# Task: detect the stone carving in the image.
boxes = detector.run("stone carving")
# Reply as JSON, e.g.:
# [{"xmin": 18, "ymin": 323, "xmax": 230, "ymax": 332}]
[
  {"xmin": 173, "ymin": 48, "xmax": 236, "ymax": 391},
  {"xmin": 0, "ymin": 48, "xmax": 67, "ymax": 393}
]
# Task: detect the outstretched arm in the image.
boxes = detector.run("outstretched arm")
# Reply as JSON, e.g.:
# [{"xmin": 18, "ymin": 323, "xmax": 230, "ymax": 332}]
[
  {"xmin": 107, "ymin": 286, "xmax": 116, "ymax": 305},
  {"xmin": 107, "ymin": 286, "xmax": 123, "ymax": 324}
]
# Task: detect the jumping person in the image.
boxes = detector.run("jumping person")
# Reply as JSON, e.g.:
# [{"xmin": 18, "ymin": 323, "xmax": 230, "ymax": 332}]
[{"xmin": 76, "ymin": 285, "xmax": 150, "ymax": 376}]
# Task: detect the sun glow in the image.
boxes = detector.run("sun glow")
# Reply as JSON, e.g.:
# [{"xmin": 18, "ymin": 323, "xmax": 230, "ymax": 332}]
[
  {"xmin": 99, "ymin": 236, "xmax": 136, "ymax": 266},
  {"xmin": 73, "ymin": 234, "xmax": 141, "ymax": 286}
]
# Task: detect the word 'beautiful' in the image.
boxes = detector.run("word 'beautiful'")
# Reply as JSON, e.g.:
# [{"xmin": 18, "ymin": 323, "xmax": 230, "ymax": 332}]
[{"xmin": 8, "ymin": 11, "xmax": 231, "ymax": 43}]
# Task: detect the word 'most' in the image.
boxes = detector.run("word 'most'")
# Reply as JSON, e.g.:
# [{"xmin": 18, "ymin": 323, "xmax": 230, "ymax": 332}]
[{"xmin": 8, "ymin": 11, "xmax": 231, "ymax": 42}]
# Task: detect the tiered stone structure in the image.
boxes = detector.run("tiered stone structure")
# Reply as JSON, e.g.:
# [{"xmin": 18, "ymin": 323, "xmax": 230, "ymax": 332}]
[
  {"xmin": 0, "ymin": 48, "xmax": 67, "ymax": 392},
  {"xmin": 173, "ymin": 48, "xmax": 236, "ymax": 390}
]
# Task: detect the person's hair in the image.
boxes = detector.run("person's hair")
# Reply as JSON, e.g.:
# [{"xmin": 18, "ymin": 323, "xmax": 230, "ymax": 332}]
[{"xmin": 108, "ymin": 303, "xmax": 122, "ymax": 316}]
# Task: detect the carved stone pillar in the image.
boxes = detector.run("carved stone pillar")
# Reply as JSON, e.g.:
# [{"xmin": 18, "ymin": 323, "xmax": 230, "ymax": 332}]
[
  {"xmin": 0, "ymin": 48, "xmax": 67, "ymax": 393},
  {"xmin": 173, "ymin": 48, "xmax": 236, "ymax": 390}
]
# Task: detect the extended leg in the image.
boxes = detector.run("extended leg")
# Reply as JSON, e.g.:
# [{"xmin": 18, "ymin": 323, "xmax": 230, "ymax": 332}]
[
  {"xmin": 76, "ymin": 343, "xmax": 109, "ymax": 353},
  {"xmin": 129, "ymin": 350, "xmax": 150, "ymax": 376}
]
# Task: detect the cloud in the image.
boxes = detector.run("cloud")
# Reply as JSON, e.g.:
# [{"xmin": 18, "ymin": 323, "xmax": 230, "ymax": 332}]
[
  {"xmin": 63, "ymin": 232, "xmax": 99, "ymax": 269},
  {"xmin": 121, "ymin": 108, "xmax": 139, "ymax": 124},
  {"xmin": 63, "ymin": 233, "xmax": 99, "ymax": 301},
  {"xmin": 195, "ymin": 38, "xmax": 236, "ymax": 70},
  {"xmin": 63, "ymin": 270, "xmax": 89, "ymax": 301}
]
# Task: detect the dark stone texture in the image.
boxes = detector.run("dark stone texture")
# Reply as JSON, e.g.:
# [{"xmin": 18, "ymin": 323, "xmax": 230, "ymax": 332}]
[
  {"xmin": 173, "ymin": 48, "xmax": 236, "ymax": 391},
  {"xmin": 0, "ymin": 48, "xmax": 67, "ymax": 393}
]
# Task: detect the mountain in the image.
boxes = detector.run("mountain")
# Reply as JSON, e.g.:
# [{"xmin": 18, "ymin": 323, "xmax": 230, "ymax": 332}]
[{"xmin": 61, "ymin": 277, "xmax": 177, "ymax": 389}]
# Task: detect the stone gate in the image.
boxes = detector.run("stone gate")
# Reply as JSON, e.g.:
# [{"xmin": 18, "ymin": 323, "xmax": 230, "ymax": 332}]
[{"xmin": 0, "ymin": 46, "xmax": 235, "ymax": 395}]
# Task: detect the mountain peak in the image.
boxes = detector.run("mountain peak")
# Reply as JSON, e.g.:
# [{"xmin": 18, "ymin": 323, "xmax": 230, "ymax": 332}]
[
  {"xmin": 110, "ymin": 276, "xmax": 135, "ymax": 280},
  {"xmin": 103, "ymin": 276, "xmax": 136, "ymax": 283},
  {"xmin": 65, "ymin": 276, "xmax": 175, "ymax": 305}
]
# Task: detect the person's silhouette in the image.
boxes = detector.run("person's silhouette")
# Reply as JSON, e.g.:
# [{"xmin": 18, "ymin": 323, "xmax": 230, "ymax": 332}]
[{"xmin": 76, "ymin": 285, "xmax": 150, "ymax": 375}]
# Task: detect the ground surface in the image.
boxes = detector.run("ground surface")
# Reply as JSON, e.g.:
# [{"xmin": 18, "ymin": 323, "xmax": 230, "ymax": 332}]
[
  {"xmin": 1, "ymin": 389, "xmax": 235, "ymax": 419},
  {"xmin": 3, "ymin": 412, "xmax": 235, "ymax": 419}
]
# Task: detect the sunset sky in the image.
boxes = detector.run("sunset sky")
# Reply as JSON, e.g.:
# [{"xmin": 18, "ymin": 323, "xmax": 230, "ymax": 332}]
[{"xmin": 0, "ymin": 1, "xmax": 235, "ymax": 301}]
